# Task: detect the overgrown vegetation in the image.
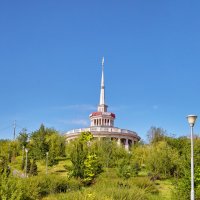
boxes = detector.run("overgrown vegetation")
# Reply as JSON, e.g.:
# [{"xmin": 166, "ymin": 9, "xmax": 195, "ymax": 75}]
[
  {"xmin": 0, "ymin": 125, "xmax": 199, "ymax": 199},
  {"xmin": 68, "ymin": 132, "xmax": 103, "ymax": 185}
]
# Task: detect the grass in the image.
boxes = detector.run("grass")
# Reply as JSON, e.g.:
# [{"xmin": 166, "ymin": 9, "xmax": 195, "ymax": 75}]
[
  {"xmin": 42, "ymin": 168, "xmax": 174, "ymax": 200},
  {"xmin": 9, "ymin": 157, "xmax": 174, "ymax": 200},
  {"xmin": 37, "ymin": 158, "xmax": 69, "ymax": 177},
  {"xmin": 154, "ymin": 179, "xmax": 174, "ymax": 200},
  {"xmin": 10, "ymin": 156, "xmax": 71, "ymax": 177}
]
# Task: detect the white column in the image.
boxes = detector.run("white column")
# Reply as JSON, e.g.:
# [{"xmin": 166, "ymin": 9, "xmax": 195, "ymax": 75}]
[{"xmin": 125, "ymin": 139, "xmax": 129, "ymax": 151}]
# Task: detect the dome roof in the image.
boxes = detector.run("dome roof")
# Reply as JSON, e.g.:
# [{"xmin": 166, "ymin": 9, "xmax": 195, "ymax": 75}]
[{"xmin": 90, "ymin": 112, "xmax": 116, "ymax": 118}]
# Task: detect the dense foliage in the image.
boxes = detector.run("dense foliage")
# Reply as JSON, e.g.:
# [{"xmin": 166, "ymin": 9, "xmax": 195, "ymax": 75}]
[
  {"xmin": 67, "ymin": 132, "xmax": 103, "ymax": 185},
  {"xmin": 29, "ymin": 124, "xmax": 66, "ymax": 162},
  {"xmin": 0, "ymin": 125, "xmax": 200, "ymax": 199}
]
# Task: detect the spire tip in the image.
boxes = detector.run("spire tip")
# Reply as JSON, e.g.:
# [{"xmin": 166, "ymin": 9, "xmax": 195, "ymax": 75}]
[{"xmin": 102, "ymin": 57, "xmax": 104, "ymax": 67}]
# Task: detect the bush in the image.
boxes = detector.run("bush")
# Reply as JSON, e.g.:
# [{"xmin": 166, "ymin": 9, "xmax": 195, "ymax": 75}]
[
  {"xmin": 66, "ymin": 178, "xmax": 82, "ymax": 191},
  {"xmin": 82, "ymin": 153, "xmax": 103, "ymax": 185},
  {"xmin": 20, "ymin": 178, "xmax": 40, "ymax": 200},
  {"xmin": 117, "ymin": 158, "xmax": 140, "ymax": 179},
  {"xmin": 69, "ymin": 132, "xmax": 103, "ymax": 185},
  {"xmin": 0, "ymin": 170, "xmax": 83, "ymax": 199},
  {"xmin": 0, "ymin": 174, "xmax": 23, "ymax": 200},
  {"xmin": 31, "ymin": 175, "xmax": 69, "ymax": 196}
]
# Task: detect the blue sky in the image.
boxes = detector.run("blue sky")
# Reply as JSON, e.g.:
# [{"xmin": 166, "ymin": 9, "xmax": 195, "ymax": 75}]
[{"xmin": 0, "ymin": 0, "xmax": 200, "ymax": 141}]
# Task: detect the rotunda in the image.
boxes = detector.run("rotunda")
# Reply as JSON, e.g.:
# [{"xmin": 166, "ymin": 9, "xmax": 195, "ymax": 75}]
[{"xmin": 65, "ymin": 58, "xmax": 140, "ymax": 150}]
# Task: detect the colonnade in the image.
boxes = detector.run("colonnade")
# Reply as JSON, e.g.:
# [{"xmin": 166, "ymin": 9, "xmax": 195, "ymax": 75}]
[
  {"xmin": 67, "ymin": 135, "xmax": 136, "ymax": 151},
  {"xmin": 91, "ymin": 118, "xmax": 114, "ymax": 127},
  {"xmin": 97, "ymin": 137, "xmax": 135, "ymax": 150}
]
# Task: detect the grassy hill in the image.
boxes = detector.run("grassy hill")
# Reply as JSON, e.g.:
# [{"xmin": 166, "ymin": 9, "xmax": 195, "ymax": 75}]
[{"xmin": 10, "ymin": 156, "xmax": 174, "ymax": 200}]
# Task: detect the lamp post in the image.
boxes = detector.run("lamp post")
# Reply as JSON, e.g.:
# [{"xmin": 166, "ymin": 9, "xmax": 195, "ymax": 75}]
[
  {"xmin": 25, "ymin": 148, "xmax": 29, "ymax": 178},
  {"xmin": 46, "ymin": 152, "xmax": 49, "ymax": 175},
  {"xmin": 187, "ymin": 115, "xmax": 198, "ymax": 200}
]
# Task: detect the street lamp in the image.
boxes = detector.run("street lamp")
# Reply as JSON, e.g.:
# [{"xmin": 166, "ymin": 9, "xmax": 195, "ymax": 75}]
[
  {"xmin": 187, "ymin": 114, "xmax": 198, "ymax": 200},
  {"xmin": 25, "ymin": 148, "xmax": 29, "ymax": 178},
  {"xmin": 46, "ymin": 152, "xmax": 49, "ymax": 175}
]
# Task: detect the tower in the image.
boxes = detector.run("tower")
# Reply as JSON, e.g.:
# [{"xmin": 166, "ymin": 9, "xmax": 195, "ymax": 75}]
[
  {"xmin": 65, "ymin": 57, "xmax": 140, "ymax": 150},
  {"xmin": 98, "ymin": 57, "xmax": 107, "ymax": 112},
  {"xmin": 89, "ymin": 57, "xmax": 116, "ymax": 127}
]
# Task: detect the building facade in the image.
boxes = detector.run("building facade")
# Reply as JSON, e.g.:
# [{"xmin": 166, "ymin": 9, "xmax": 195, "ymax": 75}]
[{"xmin": 65, "ymin": 58, "xmax": 140, "ymax": 150}]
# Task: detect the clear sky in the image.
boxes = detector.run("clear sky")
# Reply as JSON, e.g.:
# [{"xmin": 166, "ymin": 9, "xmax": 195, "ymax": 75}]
[{"xmin": 0, "ymin": 0, "xmax": 200, "ymax": 141}]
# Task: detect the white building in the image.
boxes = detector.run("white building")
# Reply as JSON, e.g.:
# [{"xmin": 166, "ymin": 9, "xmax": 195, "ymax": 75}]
[{"xmin": 65, "ymin": 58, "xmax": 140, "ymax": 150}]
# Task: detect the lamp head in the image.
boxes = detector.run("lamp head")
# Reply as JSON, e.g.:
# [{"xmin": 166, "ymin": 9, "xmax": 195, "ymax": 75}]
[{"xmin": 187, "ymin": 115, "xmax": 198, "ymax": 127}]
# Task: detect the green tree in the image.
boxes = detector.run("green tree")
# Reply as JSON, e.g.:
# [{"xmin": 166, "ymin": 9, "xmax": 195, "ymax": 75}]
[
  {"xmin": 146, "ymin": 141, "xmax": 181, "ymax": 178},
  {"xmin": 117, "ymin": 152, "xmax": 140, "ymax": 179},
  {"xmin": 91, "ymin": 139, "xmax": 127, "ymax": 168},
  {"xmin": 30, "ymin": 159, "xmax": 38, "ymax": 176},
  {"xmin": 83, "ymin": 153, "xmax": 102, "ymax": 185},
  {"xmin": 172, "ymin": 137, "xmax": 200, "ymax": 199},
  {"xmin": 30, "ymin": 124, "xmax": 65, "ymax": 162},
  {"xmin": 147, "ymin": 126, "xmax": 166, "ymax": 144},
  {"xmin": 68, "ymin": 132, "xmax": 103, "ymax": 185},
  {"xmin": 131, "ymin": 144, "xmax": 149, "ymax": 169},
  {"xmin": 69, "ymin": 132, "xmax": 92, "ymax": 178},
  {"xmin": 46, "ymin": 133, "xmax": 66, "ymax": 166},
  {"xmin": 30, "ymin": 124, "xmax": 49, "ymax": 160},
  {"xmin": 17, "ymin": 129, "xmax": 29, "ymax": 148}
]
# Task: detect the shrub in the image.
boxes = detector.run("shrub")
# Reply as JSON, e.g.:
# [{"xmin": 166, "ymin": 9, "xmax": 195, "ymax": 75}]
[
  {"xmin": 69, "ymin": 132, "xmax": 103, "ymax": 185},
  {"xmin": 117, "ymin": 158, "xmax": 140, "ymax": 179},
  {"xmin": 83, "ymin": 153, "xmax": 103, "ymax": 185},
  {"xmin": 0, "ymin": 174, "xmax": 23, "ymax": 200},
  {"xmin": 33, "ymin": 175, "xmax": 68, "ymax": 196}
]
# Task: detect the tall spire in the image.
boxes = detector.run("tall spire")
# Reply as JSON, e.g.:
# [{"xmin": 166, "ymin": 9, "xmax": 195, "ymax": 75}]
[
  {"xmin": 98, "ymin": 57, "xmax": 107, "ymax": 112},
  {"xmin": 100, "ymin": 57, "xmax": 105, "ymax": 105}
]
